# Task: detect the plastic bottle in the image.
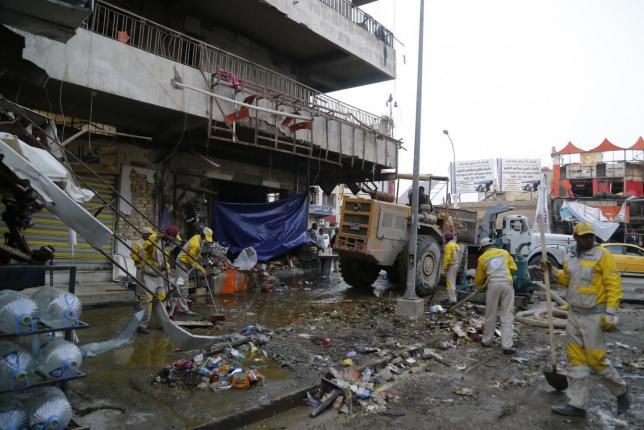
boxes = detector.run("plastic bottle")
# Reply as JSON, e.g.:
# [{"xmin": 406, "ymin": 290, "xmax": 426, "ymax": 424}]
[
  {"xmin": 36, "ymin": 339, "xmax": 82, "ymax": 380},
  {"xmin": 31, "ymin": 288, "xmax": 82, "ymax": 328},
  {"xmin": 0, "ymin": 396, "xmax": 28, "ymax": 430},
  {"xmin": 0, "ymin": 341, "xmax": 34, "ymax": 391},
  {"xmin": 24, "ymin": 387, "xmax": 72, "ymax": 430},
  {"xmin": 0, "ymin": 291, "xmax": 39, "ymax": 335}
]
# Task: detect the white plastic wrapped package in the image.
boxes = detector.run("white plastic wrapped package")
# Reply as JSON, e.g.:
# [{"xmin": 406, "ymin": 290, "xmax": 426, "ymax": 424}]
[
  {"xmin": 0, "ymin": 396, "xmax": 28, "ymax": 430},
  {"xmin": 24, "ymin": 387, "xmax": 71, "ymax": 430},
  {"xmin": 36, "ymin": 339, "xmax": 82, "ymax": 380},
  {"xmin": 231, "ymin": 247, "xmax": 257, "ymax": 271},
  {"xmin": 30, "ymin": 288, "xmax": 82, "ymax": 328},
  {"xmin": 0, "ymin": 342, "xmax": 34, "ymax": 391},
  {"xmin": 0, "ymin": 291, "xmax": 39, "ymax": 335}
]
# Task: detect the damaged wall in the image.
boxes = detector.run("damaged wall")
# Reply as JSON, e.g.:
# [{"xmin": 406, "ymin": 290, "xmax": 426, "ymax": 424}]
[
  {"xmin": 14, "ymin": 27, "xmax": 397, "ymax": 168},
  {"xmin": 117, "ymin": 167, "xmax": 157, "ymax": 240}
]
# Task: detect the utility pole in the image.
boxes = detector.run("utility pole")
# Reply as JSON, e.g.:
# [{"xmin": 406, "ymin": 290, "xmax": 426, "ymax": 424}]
[
  {"xmin": 396, "ymin": 0, "xmax": 425, "ymax": 318},
  {"xmin": 443, "ymin": 129, "xmax": 458, "ymax": 206}
]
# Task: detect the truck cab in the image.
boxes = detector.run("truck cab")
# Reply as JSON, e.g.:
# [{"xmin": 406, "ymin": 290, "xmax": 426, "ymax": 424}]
[{"xmin": 501, "ymin": 214, "xmax": 573, "ymax": 269}]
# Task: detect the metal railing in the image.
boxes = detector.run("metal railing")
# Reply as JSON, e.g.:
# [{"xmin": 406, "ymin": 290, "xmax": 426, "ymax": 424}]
[
  {"xmin": 81, "ymin": 1, "xmax": 389, "ymax": 132},
  {"xmin": 318, "ymin": 0, "xmax": 394, "ymax": 47}
]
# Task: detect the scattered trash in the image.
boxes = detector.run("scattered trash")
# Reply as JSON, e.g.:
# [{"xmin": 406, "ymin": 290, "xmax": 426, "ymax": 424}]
[
  {"xmin": 452, "ymin": 387, "xmax": 476, "ymax": 397},
  {"xmin": 346, "ymin": 351, "xmax": 357, "ymax": 358},
  {"xmin": 341, "ymin": 359, "xmax": 354, "ymax": 366}
]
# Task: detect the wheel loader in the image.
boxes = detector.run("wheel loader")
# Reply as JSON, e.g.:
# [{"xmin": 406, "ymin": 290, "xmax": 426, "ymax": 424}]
[{"xmin": 333, "ymin": 175, "xmax": 478, "ymax": 296}]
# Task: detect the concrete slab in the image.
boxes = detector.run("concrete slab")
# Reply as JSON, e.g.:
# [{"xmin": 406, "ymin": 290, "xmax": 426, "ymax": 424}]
[{"xmin": 395, "ymin": 297, "xmax": 425, "ymax": 318}]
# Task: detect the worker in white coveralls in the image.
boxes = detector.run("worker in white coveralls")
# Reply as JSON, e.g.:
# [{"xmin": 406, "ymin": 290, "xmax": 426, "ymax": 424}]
[
  {"xmin": 138, "ymin": 229, "xmax": 169, "ymax": 334},
  {"xmin": 442, "ymin": 232, "xmax": 460, "ymax": 304},
  {"xmin": 546, "ymin": 222, "xmax": 630, "ymax": 417},
  {"xmin": 175, "ymin": 227, "xmax": 213, "ymax": 311},
  {"xmin": 474, "ymin": 237, "xmax": 517, "ymax": 355}
]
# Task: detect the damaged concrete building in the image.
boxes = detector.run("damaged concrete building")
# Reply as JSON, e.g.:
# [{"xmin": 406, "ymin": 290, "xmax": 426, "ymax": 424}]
[{"xmin": 0, "ymin": 0, "xmax": 398, "ymax": 279}]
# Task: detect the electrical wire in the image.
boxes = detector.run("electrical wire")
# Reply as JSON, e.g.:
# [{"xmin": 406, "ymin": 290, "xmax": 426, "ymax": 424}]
[{"xmin": 155, "ymin": 112, "xmax": 188, "ymax": 166}]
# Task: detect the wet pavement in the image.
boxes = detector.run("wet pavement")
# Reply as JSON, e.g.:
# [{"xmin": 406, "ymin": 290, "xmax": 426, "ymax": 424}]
[{"xmin": 68, "ymin": 272, "xmax": 399, "ymax": 429}]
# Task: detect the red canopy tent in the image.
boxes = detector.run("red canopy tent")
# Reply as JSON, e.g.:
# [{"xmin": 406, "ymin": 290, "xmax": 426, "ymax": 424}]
[
  {"xmin": 554, "ymin": 141, "xmax": 584, "ymax": 155},
  {"xmin": 629, "ymin": 136, "xmax": 644, "ymax": 150},
  {"xmin": 588, "ymin": 138, "xmax": 624, "ymax": 153}
]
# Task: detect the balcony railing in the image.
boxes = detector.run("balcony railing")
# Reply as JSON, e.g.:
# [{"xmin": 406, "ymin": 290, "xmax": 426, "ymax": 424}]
[
  {"xmin": 318, "ymin": 0, "xmax": 394, "ymax": 47},
  {"xmin": 81, "ymin": 1, "xmax": 389, "ymax": 132}
]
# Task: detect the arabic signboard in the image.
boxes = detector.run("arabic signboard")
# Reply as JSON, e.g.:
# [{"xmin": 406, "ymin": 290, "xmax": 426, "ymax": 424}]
[
  {"xmin": 498, "ymin": 158, "xmax": 541, "ymax": 192},
  {"xmin": 450, "ymin": 159, "xmax": 495, "ymax": 194}
]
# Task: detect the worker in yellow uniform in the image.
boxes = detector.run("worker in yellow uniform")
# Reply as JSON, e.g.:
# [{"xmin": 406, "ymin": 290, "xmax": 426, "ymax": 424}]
[
  {"xmin": 547, "ymin": 222, "xmax": 630, "ymax": 417},
  {"xmin": 442, "ymin": 232, "xmax": 460, "ymax": 304},
  {"xmin": 138, "ymin": 229, "xmax": 169, "ymax": 334},
  {"xmin": 176, "ymin": 227, "xmax": 214, "ymax": 310},
  {"xmin": 474, "ymin": 237, "xmax": 518, "ymax": 354},
  {"xmin": 130, "ymin": 227, "xmax": 152, "ymax": 286}
]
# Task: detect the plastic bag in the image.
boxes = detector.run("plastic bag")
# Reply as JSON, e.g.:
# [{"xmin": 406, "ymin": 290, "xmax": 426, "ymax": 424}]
[{"xmin": 232, "ymin": 247, "xmax": 257, "ymax": 271}]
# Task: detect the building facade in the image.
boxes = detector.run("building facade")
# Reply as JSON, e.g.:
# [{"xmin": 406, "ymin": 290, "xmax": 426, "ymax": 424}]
[
  {"xmin": 0, "ymin": 0, "xmax": 398, "ymax": 274},
  {"xmin": 551, "ymin": 138, "xmax": 644, "ymax": 242}
]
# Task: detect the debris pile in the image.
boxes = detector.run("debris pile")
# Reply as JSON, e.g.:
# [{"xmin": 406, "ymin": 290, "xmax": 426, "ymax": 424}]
[
  {"xmin": 304, "ymin": 344, "xmax": 450, "ymax": 417},
  {"xmin": 154, "ymin": 326, "xmax": 275, "ymax": 392}
]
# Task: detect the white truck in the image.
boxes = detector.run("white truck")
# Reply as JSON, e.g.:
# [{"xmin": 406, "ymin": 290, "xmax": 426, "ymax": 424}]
[{"xmin": 480, "ymin": 204, "xmax": 574, "ymax": 273}]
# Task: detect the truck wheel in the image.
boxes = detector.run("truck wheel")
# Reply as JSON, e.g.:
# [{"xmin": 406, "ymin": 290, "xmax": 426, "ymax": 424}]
[
  {"xmin": 528, "ymin": 254, "xmax": 559, "ymax": 282},
  {"xmin": 415, "ymin": 235, "xmax": 441, "ymax": 296},
  {"xmin": 385, "ymin": 254, "xmax": 405, "ymax": 284},
  {"xmin": 339, "ymin": 258, "xmax": 379, "ymax": 289}
]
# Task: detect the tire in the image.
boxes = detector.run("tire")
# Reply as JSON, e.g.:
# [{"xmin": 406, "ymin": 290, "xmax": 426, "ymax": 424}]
[
  {"xmin": 414, "ymin": 235, "xmax": 442, "ymax": 297},
  {"xmin": 385, "ymin": 253, "xmax": 405, "ymax": 284},
  {"xmin": 339, "ymin": 258, "xmax": 379, "ymax": 289},
  {"xmin": 528, "ymin": 254, "xmax": 559, "ymax": 282}
]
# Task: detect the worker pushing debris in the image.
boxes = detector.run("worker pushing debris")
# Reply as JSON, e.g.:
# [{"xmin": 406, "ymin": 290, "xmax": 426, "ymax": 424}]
[
  {"xmin": 175, "ymin": 227, "xmax": 214, "ymax": 311},
  {"xmin": 474, "ymin": 237, "xmax": 518, "ymax": 355}
]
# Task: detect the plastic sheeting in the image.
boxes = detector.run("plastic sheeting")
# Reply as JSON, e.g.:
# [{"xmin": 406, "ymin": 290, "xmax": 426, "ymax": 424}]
[
  {"xmin": 154, "ymin": 302, "xmax": 241, "ymax": 350},
  {"xmin": 80, "ymin": 310, "xmax": 144, "ymax": 358},
  {"xmin": 0, "ymin": 133, "xmax": 94, "ymax": 203},
  {"xmin": 560, "ymin": 201, "xmax": 619, "ymax": 241},
  {"xmin": 212, "ymin": 193, "xmax": 309, "ymax": 261}
]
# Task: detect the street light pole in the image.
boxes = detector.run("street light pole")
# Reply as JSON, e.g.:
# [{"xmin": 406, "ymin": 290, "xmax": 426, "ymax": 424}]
[
  {"xmin": 443, "ymin": 130, "xmax": 457, "ymax": 204},
  {"xmin": 397, "ymin": 0, "xmax": 425, "ymax": 317}
]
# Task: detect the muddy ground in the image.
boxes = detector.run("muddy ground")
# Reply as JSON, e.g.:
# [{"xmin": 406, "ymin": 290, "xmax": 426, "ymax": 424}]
[{"xmin": 69, "ymin": 272, "xmax": 643, "ymax": 429}]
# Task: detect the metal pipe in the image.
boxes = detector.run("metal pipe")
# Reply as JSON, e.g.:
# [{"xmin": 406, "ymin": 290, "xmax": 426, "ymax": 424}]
[
  {"xmin": 396, "ymin": 173, "xmax": 449, "ymax": 181},
  {"xmin": 404, "ymin": 0, "xmax": 425, "ymax": 300},
  {"xmin": 171, "ymin": 80, "xmax": 312, "ymax": 121}
]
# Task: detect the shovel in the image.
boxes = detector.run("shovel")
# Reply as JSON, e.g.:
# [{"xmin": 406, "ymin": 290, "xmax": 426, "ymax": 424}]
[
  {"xmin": 447, "ymin": 289, "xmax": 480, "ymax": 313},
  {"xmin": 539, "ymin": 215, "xmax": 568, "ymax": 391},
  {"xmin": 201, "ymin": 270, "xmax": 225, "ymax": 322}
]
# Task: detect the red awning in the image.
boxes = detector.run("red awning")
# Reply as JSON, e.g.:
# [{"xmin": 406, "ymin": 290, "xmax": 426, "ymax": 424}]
[
  {"xmin": 630, "ymin": 136, "xmax": 644, "ymax": 150},
  {"xmin": 588, "ymin": 138, "xmax": 624, "ymax": 153},
  {"xmin": 555, "ymin": 141, "xmax": 583, "ymax": 155}
]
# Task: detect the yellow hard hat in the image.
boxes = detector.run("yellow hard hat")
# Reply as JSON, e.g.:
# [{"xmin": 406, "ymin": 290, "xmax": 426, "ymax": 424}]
[
  {"xmin": 202, "ymin": 227, "xmax": 214, "ymax": 243},
  {"xmin": 574, "ymin": 222, "xmax": 595, "ymax": 236}
]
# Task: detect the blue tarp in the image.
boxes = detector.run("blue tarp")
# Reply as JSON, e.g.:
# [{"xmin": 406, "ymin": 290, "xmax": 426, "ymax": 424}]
[{"xmin": 212, "ymin": 193, "xmax": 309, "ymax": 261}]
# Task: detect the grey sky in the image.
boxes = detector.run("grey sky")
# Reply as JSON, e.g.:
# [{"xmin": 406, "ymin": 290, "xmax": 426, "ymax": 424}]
[{"xmin": 332, "ymin": 0, "xmax": 644, "ymax": 183}]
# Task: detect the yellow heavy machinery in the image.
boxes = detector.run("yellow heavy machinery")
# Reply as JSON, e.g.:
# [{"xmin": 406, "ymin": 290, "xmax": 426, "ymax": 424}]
[{"xmin": 334, "ymin": 175, "xmax": 477, "ymax": 296}]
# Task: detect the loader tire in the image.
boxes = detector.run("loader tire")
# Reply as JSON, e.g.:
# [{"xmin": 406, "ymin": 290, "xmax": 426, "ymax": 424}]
[
  {"xmin": 414, "ymin": 235, "xmax": 441, "ymax": 297},
  {"xmin": 340, "ymin": 258, "xmax": 379, "ymax": 290}
]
